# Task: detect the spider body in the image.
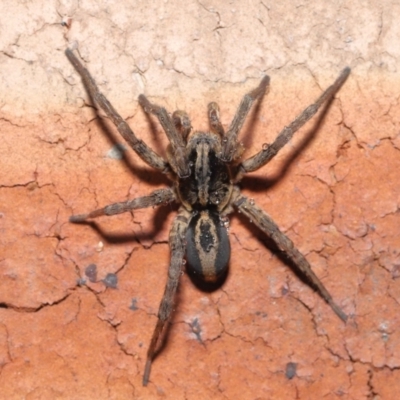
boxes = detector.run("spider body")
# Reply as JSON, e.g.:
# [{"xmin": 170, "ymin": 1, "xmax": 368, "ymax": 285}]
[
  {"xmin": 186, "ymin": 207, "xmax": 231, "ymax": 282},
  {"xmin": 177, "ymin": 132, "xmax": 232, "ymax": 210},
  {"xmin": 66, "ymin": 48, "xmax": 350, "ymax": 386},
  {"xmin": 176, "ymin": 131, "xmax": 233, "ymax": 282}
]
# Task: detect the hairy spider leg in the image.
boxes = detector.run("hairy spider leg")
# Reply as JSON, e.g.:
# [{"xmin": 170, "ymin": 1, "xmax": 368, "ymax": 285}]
[
  {"xmin": 139, "ymin": 95, "xmax": 189, "ymax": 177},
  {"xmin": 143, "ymin": 207, "xmax": 190, "ymax": 386},
  {"xmin": 233, "ymin": 193, "xmax": 347, "ymax": 322},
  {"xmin": 221, "ymin": 75, "xmax": 270, "ymax": 162},
  {"xmin": 237, "ymin": 68, "xmax": 350, "ymax": 178},
  {"xmin": 70, "ymin": 188, "xmax": 176, "ymax": 222},
  {"xmin": 65, "ymin": 49, "xmax": 170, "ymax": 173}
]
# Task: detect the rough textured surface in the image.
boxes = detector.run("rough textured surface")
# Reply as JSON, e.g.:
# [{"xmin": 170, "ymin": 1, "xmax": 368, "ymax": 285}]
[{"xmin": 1, "ymin": 1, "xmax": 400, "ymax": 399}]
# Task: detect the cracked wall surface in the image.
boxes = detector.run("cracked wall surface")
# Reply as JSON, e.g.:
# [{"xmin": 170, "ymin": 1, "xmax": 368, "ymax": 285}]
[{"xmin": 1, "ymin": 0, "xmax": 400, "ymax": 399}]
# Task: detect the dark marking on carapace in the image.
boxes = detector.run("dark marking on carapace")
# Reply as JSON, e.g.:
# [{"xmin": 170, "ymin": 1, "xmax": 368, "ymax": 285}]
[{"xmin": 178, "ymin": 132, "xmax": 231, "ymax": 210}]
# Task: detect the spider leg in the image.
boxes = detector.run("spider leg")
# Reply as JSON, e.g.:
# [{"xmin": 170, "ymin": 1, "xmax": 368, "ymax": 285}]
[
  {"xmin": 65, "ymin": 49, "xmax": 169, "ymax": 173},
  {"xmin": 221, "ymin": 75, "xmax": 270, "ymax": 162},
  {"xmin": 172, "ymin": 110, "xmax": 192, "ymax": 140},
  {"xmin": 237, "ymin": 67, "xmax": 350, "ymax": 178},
  {"xmin": 234, "ymin": 194, "xmax": 347, "ymax": 322},
  {"xmin": 208, "ymin": 102, "xmax": 225, "ymax": 137},
  {"xmin": 138, "ymin": 95, "xmax": 189, "ymax": 178},
  {"xmin": 143, "ymin": 207, "xmax": 190, "ymax": 386},
  {"xmin": 69, "ymin": 188, "xmax": 176, "ymax": 222}
]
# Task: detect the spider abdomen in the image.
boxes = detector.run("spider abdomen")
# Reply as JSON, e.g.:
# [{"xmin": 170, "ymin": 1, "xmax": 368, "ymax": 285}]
[{"xmin": 185, "ymin": 209, "xmax": 230, "ymax": 282}]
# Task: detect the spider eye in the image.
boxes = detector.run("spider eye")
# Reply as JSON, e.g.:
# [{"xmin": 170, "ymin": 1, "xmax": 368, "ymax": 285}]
[{"xmin": 185, "ymin": 209, "xmax": 230, "ymax": 282}]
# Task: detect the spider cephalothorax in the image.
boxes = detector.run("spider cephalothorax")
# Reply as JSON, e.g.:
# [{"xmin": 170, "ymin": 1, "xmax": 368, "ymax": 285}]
[{"xmin": 66, "ymin": 48, "xmax": 350, "ymax": 386}]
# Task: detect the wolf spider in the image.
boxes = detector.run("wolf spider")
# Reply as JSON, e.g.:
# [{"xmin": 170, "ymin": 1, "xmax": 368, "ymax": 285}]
[{"xmin": 66, "ymin": 48, "xmax": 350, "ymax": 386}]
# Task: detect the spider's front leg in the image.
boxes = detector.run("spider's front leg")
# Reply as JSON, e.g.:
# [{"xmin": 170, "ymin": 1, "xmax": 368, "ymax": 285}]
[
  {"xmin": 221, "ymin": 75, "xmax": 270, "ymax": 162},
  {"xmin": 172, "ymin": 110, "xmax": 192, "ymax": 140},
  {"xmin": 65, "ymin": 49, "xmax": 169, "ymax": 174},
  {"xmin": 208, "ymin": 102, "xmax": 225, "ymax": 137},
  {"xmin": 237, "ymin": 67, "xmax": 350, "ymax": 179},
  {"xmin": 138, "ymin": 95, "xmax": 189, "ymax": 178},
  {"xmin": 234, "ymin": 194, "xmax": 347, "ymax": 322},
  {"xmin": 70, "ymin": 188, "xmax": 176, "ymax": 222},
  {"xmin": 143, "ymin": 207, "xmax": 190, "ymax": 386}
]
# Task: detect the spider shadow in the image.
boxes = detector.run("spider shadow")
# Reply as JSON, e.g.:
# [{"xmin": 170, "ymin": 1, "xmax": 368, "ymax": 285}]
[{"xmin": 73, "ymin": 203, "xmax": 177, "ymax": 245}]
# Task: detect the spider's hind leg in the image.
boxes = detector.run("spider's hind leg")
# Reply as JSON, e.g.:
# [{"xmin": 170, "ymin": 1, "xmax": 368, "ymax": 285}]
[
  {"xmin": 143, "ymin": 207, "xmax": 190, "ymax": 386},
  {"xmin": 233, "ymin": 194, "xmax": 348, "ymax": 322}
]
